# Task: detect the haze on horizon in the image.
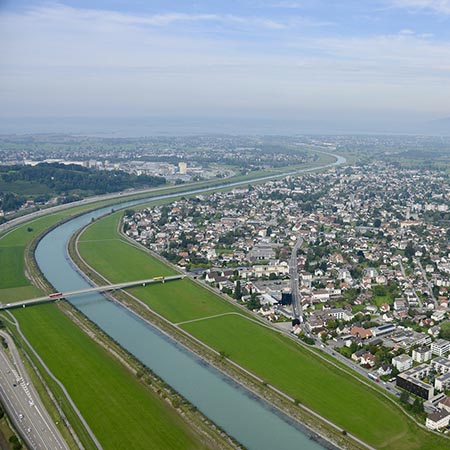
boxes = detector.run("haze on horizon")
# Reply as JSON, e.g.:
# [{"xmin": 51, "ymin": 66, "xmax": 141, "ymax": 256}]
[{"xmin": 1, "ymin": 0, "xmax": 450, "ymax": 135}]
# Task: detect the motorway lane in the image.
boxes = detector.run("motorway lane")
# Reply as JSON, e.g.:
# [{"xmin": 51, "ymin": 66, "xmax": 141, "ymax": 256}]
[{"xmin": 0, "ymin": 332, "xmax": 69, "ymax": 450}]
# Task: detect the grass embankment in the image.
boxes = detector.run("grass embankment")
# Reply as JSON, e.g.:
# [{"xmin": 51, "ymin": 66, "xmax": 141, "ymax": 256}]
[
  {"xmin": 0, "ymin": 214, "xmax": 219, "ymax": 450},
  {"xmin": 78, "ymin": 212, "xmax": 450, "ymax": 450},
  {"xmin": 0, "ymin": 212, "xmax": 69, "ymax": 302}
]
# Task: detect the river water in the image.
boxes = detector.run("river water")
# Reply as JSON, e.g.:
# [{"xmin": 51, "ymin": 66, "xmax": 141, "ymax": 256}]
[{"xmin": 34, "ymin": 156, "xmax": 346, "ymax": 450}]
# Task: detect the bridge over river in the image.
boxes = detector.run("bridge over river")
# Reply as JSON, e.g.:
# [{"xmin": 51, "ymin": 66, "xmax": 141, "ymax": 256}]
[{"xmin": 1, "ymin": 275, "xmax": 183, "ymax": 310}]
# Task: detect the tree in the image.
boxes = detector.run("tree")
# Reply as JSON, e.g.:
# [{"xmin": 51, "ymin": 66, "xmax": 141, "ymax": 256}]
[
  {"xmin": 234, "ymin": 280, "xmax": 242, "ymax": 301},
  {"xmin": 405, "ymin": 241, "xmax": 415, "ymax": 259},
  {"xmin": 246, "ymin": 294, "xmax": 261, "ymax": 310},
  {"xmin": 412, "ymin": 397, "xmax": 424, "ymax": 414},
  {"xmin": 399, "ymin": 390, "xmax": 409, "ymax": 404}
]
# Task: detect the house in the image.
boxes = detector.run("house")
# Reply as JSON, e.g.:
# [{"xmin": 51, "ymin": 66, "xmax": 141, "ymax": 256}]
[
  {"xmin": 426, "ymin": 410, "xmax": 450, "ymax": 430},
  {"xmin": 351, "ymin": 349, "xmax": 366, "ymax": 363},
  {"xmin": 350, "ymin": 326, "xmax": 372, "ymax": 340},
  {"xmin": 392, "ymin": 354, "xmax": 413, "ymax": 372},
  {"xmin": 377, "ymin": 364, "xmax": 392, "ymax": 377},
  {"xmin": 394, "ymin": 298, "xmax": 408, "ymax": 311},
  {"xmin": 312, "ymin": 289, "xmax": 330, "ymax": 303},
  {"xmin": 205, "ymin": 272, "xmax": 227, "ymax": 284},
  {"xmin": 428, "ymin": 325, "xmax": 440, "ymax": 338},
  {"xmin": 361, "ymin": 352, "xmax": 376, "ymax": 367}
]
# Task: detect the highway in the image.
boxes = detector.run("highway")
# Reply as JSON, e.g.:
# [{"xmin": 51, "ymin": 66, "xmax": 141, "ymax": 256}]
[
  {"xmin": 289, "ymin": 237, "xmax": 304, "ymax": 322},
  {"xmin": 0, "ymin": 275, "xmax": 183, "ymax": 310},
  {"xmin": 0, "ymin": 331, "xmax": 69, "ymax": 450}
]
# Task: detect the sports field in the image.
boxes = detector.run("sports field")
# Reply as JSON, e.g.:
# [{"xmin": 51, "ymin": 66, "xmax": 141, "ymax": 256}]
[{"xmin": 78, "ymin": 212, "xmax": 450, "ymax": 450}]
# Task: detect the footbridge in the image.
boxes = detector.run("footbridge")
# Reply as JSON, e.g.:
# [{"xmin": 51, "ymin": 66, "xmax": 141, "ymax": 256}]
[{"xmin": 0, "ymin": 275, "xmax": 184, "ymax": 310}]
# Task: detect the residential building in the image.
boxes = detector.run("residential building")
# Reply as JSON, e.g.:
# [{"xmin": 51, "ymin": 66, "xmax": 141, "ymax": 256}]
[
  {"xmin": 426, "ymin": 410, "xmax": 450, "ymax": 430},
  {"xmin": 431, "ymin": 339, "xmax": 450, "ymax": 357},
  {"xmin": 397, "ymin": 365, "xmax": 434, "ymax": 400},
  {"xmin": 412, "ymin": 347, "xmax": 432, "ymax": 364},
  {"xmin": 392, "ymin": 354, "xmax": 413, "ymax": 372}
]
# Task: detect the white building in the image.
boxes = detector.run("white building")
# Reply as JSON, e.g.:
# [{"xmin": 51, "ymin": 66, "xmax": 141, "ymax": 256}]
[
  {"xmin": 431, "ymin": 339, "xmax": 450, "ymax": 357},
  {"xmin": 426, "ymin": 410, "xmax": 450, "ymax": 430},
  {"xmin": 178, "ymin": 162, "xmax": 187, "ymax": 174},
  {"xmin": 412, "ymin": 347, "xmax": 432, "ymax": 364},
  {"xmin": 328, "ymin": 308, "xmax": 353, "ymax": 322},
  {"xmin": 392, "ymin": 354, "xmax": 413, "ymax": 372},
  {"xmin": 431, "ymin": 310, "xmax": 447, "ymax": 322},
  {"xmin": 435, "ymin": 372, "xmax": 450, "ymax": 392}
]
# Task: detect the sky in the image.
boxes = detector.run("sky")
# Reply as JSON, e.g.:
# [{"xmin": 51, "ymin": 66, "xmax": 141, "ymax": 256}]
[{"xmin": 1, "ymin": 1, "xmax": 450, "ymax": 134}]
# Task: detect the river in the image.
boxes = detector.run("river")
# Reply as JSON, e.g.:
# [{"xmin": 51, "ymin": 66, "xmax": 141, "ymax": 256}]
[{"xmin": 33, "ymin": 155, "xmax": 346, "ymax": 450}]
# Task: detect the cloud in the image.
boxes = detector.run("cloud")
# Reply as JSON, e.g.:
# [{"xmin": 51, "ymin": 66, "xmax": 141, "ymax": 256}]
[
  {"xmin": 270, "ymin": 1, "xmax": 305, "ymax": 8},
  {"xmin": 392, "ymin": 0, "xmax": 450, "ymax": 14},
  {"xmin": 1, "ymin": 2, "xmax": 450, "ymax": 119},
  {"xmin": 22, "ymin": 3, "xmax": 292, "ymax": 31}
]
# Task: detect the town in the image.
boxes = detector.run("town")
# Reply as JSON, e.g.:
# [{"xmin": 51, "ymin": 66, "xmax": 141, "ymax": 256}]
[{"xmin": 124, "ymin": 160, "xmax": 450, "ymax": 433}]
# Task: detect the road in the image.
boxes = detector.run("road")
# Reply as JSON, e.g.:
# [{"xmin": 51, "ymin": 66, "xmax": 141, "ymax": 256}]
[
  {"xmin": 397, "ymin": 256, "xmax": 422, "ymax": 308},
  {"xmin": 321, "ymin": 337, "xmax": 401, "ymax": 396},
  {"xmin": 415, "ymin": 259, "xmax": 437, "ymax": 307},
  {"xmin": 0, "ymin": 331, "xmax": 69, "ymax": 450},
  {"xmin": 0, "ymin": 275, "xmax": 183, "ymax": 310},
  {"xmin": 289, "ymin": 237, "xmax": 303, "ymax": 322}
]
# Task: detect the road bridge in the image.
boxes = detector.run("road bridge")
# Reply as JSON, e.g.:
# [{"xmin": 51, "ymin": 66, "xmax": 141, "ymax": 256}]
[{"xmin": 1, "ymin": 275, "xmax": 183, "ymax": 310}]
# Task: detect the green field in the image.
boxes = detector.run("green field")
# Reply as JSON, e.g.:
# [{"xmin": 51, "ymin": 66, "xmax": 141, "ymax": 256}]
[
  {"xmin": 78, "ymin": 213, "xmax": 176, "ymax": 282},
  {"xmin": 0, "ymin": 212, "xmax": 70, "ymax": 301},
  {"xmin": 12, "ymin": 304, "xmax": 204, "ymax": 450},
  {"xmin": 181, "ymin": 314, "xmax": 441, "ymax": 450},
  {"xmin": 77, "ymin": 212, "xmax": 450, "ymax": 450},
  {"xmin": 129, "ymin": 279, "xmax": 237, "ymax": 323},
  {"xmin": 80, "ymin": 214, "xmax": 239, "ymax": 323}
]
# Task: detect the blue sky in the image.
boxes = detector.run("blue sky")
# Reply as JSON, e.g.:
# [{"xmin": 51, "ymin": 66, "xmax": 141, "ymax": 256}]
[{"xmin": 1, "ymin": 1, "xmax": 450, "ymax": 132}]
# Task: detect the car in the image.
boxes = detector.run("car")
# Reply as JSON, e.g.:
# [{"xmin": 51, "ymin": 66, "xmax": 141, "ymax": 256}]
[{"xmin": 19, "ymin": 413, "xmax": 24, "ymax": 420}]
